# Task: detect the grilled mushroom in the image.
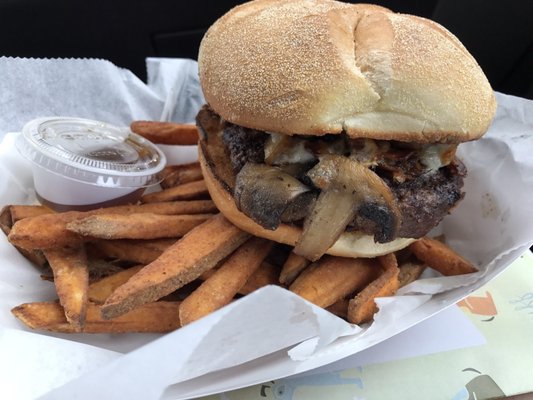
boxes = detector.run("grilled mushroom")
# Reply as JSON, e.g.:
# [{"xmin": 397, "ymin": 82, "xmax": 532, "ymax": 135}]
[
  {"xmin": 294, "ymin": 155, "xmax": 401, "ymax": 261},
  {"xmin": 234, "ymin": 163, "xmax": 314, "ymax": 230}
]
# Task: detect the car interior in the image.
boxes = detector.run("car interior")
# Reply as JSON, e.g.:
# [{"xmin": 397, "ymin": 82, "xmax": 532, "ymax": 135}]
[{"xmin": 0, "ymin": 0, "xmax": 531, "ymax": 100}]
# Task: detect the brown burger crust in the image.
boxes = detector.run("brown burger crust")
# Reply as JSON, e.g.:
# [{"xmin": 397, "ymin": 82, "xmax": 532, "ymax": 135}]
[
  {"xmin": 199, "ymin": 144, "xmax": 415, "ymax": 258},
  {"xmin": 198, "ymin": 0, "xmax": 496, "ymax": 143}
]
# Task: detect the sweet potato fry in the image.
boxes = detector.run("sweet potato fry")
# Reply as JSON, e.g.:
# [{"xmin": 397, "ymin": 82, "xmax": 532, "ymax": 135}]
[
  {"xmin": 43, "ymin": 246, "xmax": 89, "ymax": 330},
  {"xmin": 160, "ymin": 162, "xmax": 203, "ymax": 189},
  {"xmin": 378, "ymin": 253, "xmax": 398, "ymax": 270},
  {"xmin": 86, "ymin": 258, "xmax": 124, "ymax": 282},
  {"xmin": 199, "ymin": 260, "xmax": 280, "ymax": 295},
  {"xmin": 240, "ymin": 261, "xmax": 281, "ymax": 294},
  {"xmin": 326, "ymin": 299, "xmax": 349, "ymax": 319},
  {"xmin": 88, "ymin": 265, "xmax": 144, "ymax": 303},
  {"xmin": 279, "ymin": 252, "xmax": 310, "ymax": 285},
  {"xmin": 1, "ymin": 205, "xmax": 52, "ymax": 267},
  {"xmin": 8, "ymin": 201, "xmax": 216, "ymax": 250},
  {"xmin": 101, "ymin": 214, "xmax": 250, "ymax": 319},
  {"xmin": 1, "ymin": 205, "xmax": 53, "ymax": 235},
  {"xmin": 12, "ymin": 301, "xmax": 181, "ymax": 333},
  {"xmin": 347, "ymin": 264, "xmax": 400, "ymax": 324},
  {"xmin": 67, "ymin": 213, "xmax": 213, "ymax": 240},
  {"xmin": 141, "ymin": 180, "xmax": 209, "ymax": 203},
  {"xmin": 179, "ymin": 237, "xmax": 273, "ymax": 325},
  {"xmin": 41, "ymin": 260, "xmax": 124, "ymax": 285},
  {"xmin": 92, "ymin": 238, "xmax": 177, "ymax": 264},
  {"xmin": 289, "ymin": 256, "xmax": 380, "ymax": 308},
  {"xmin": 9, "ymin": 205, "xmax": 54, "ymax": 223},
  {"xmin": 398, "ymin": 260, "xmax": 427, "ymax": 287},
  {"xmin": 9, "ymin": 211, "xmax": 86, "ymax": 249},
  {"xmin": 0, "ymin": 205, "xmax": 11, "ymax": 235},
  {"xmin": 409, "ymin": 237, "xmax": 477, "ymax": 276},
  {"xmin": 106, "ymin": 200, "xmax": 216, "ymax": 215},
  {"xmin": 130, "ymin": 121, "xmax": 199, "ymax": 145},
  {"xmin": 3, "ymin": 242, "xmax": 47, "ymax": 268}
]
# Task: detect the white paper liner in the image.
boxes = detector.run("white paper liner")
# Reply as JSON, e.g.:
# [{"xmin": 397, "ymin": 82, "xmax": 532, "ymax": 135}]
[
  {"xmin": 0, "ymin": 327, "xmax": 119, "ymax": 399},
  {"xmin": 0, "ymin": 57, "xmax": 532, "ymax": 400}
]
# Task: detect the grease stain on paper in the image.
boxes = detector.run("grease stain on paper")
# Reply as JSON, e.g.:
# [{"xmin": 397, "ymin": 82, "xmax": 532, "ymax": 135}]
[{"xmin": 480, "ymin": 193, "xmax": 501, "ymax": 219}]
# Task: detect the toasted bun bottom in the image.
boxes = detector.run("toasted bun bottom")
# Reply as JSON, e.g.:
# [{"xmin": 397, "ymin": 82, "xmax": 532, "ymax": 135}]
[{"xmin": 199, "ymin": 144, "xmax": 415, "ymax": 258}]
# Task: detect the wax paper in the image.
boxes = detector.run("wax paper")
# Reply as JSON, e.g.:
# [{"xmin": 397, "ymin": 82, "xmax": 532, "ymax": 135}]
[{"xmin": 0, "ymin": 57, "xmax": 532, "ymax": 400}]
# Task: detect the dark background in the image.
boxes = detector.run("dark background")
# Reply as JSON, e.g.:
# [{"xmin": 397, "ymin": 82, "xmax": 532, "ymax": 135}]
[{"xmin": 0, "ymin": 0, "xmax": 532, "ymax": 99}]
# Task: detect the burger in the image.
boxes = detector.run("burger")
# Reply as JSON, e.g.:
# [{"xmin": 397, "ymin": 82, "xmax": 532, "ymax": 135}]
[{"xmin": 195, "ymin": 0, "xmax": 496, "ymax": 261}]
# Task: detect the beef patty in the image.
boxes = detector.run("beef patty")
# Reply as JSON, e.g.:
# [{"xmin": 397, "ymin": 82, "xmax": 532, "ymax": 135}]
[{"xmin": 197, "ymin": 105, "xmax": 466, "ymax": 241}]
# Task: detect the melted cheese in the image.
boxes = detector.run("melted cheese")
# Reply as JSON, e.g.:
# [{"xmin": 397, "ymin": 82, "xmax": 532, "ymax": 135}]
[{"xmin": 264, "ymin": 133, "xmax": 315, "ymax": 165}]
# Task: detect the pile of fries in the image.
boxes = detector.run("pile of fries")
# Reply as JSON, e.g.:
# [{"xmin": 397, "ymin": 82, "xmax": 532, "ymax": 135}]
[{"xmin": 0, "ymin": 121, "xmax": 478, "ymax": 334}]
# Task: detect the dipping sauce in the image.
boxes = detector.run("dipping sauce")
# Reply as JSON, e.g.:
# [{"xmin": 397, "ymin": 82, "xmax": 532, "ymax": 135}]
[{"xmin": 17, "ymin": 117, "xmax": 166, "ymax": 211}]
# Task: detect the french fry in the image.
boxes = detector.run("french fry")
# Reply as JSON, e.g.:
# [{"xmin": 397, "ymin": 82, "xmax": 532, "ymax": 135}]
[
  {"xmin": 398, "ymin": 260, "xmax": 427, "ymax": 287},
  {"xmin": 92, "ymin": 238, "xmax": 177, "ymax": 264},
  {"xmin": 179, "ymin": 237, "xmax": 273, "ymax": 325},
  {"xmin": 8, "ymin": 200, "xmax": 216, "ymax": 250},
  {"xmin": 101, "ymin": 214, "xmax": 250, "ymax": 319},
  {"xmin": 409, "ymin": 237, "xmax": 477, "ymax": 276},
  {"xmin": 289, "ymin": 256, "xmax": 380, "ymax": 308},
  {"xmin": 67, "ymin": 213, "xmax": 213, "ymax": 240},
  {"xmin": 12, "ymin": 301, "xmax": 181, "ymax": 333},
  {"xmin": 279, "ymin": 252, "xmax": 310, "ymax": 285},
  {"xmin": 43, "ymin": 246, "xmax": 89, "ymax": 330},
  {"xmin": 141, "ymin": 180, "xmax": 209, "ymax": 203},
  {"xmin": 130, "ymin": 121, "xmax": 199, "ymax": 145},
  {"xmin": 88, "ymin": 265, "xmax": 145, "ymax": 303},
  {"xmin": 347, "ymin": 264, "xmax": 400, "ymax": 324},
  {"xmin": 160, "ymin": 162, "xmax": 203, "ymax": 189}
]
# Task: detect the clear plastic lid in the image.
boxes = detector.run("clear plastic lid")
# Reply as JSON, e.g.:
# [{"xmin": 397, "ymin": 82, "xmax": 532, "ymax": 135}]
[{"xmin": 18, "ymin": 117, "xmax": 167, "ymax": 188}]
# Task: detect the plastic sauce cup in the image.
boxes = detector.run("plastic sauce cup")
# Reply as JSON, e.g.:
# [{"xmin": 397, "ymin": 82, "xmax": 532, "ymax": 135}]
[{"xmin": 17, "ymin": 117, "xmax": 167, "ymax": 211}]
